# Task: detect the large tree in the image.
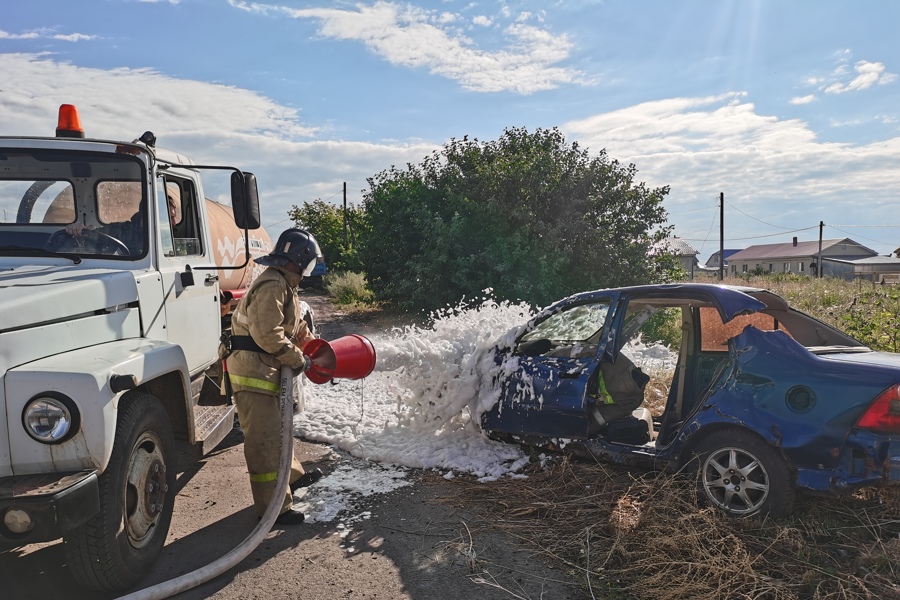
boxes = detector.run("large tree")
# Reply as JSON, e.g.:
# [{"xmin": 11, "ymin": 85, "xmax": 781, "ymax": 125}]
[{"xmin": 359, "ymin": 127, "xmax": 678, "ymax": 312}]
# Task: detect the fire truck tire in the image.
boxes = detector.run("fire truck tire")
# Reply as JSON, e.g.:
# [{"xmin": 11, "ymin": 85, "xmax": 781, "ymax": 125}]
[{"xmin": 64, "ymin": 392, "xmax": 177, "ymax": 591}]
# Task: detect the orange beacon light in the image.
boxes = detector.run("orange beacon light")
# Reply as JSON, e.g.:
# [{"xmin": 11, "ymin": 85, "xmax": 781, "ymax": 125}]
[{"xmin": 56, "ymin": 104, "xmax": 85, "ymax": 138}]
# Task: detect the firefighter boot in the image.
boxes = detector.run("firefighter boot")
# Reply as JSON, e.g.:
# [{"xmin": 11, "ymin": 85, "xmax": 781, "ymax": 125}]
[{"xmin": 290, "ymin": 468, "xmax": 323, "ymax": 492}]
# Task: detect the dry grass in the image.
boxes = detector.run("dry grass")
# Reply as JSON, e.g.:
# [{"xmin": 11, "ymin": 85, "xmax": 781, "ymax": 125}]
[
  {"xmin": 641, "ymin": 365, "xmax": 672, "ymax": 417},
  {"xmin": 441, "ymin": 457, "xmax": 900, "ymax": 600}
]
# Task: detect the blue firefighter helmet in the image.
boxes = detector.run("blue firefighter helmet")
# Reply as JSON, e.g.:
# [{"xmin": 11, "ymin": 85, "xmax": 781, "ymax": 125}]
[{"xmin": 255, "ymin": 228, "xmax": 322, "ymax": 276}]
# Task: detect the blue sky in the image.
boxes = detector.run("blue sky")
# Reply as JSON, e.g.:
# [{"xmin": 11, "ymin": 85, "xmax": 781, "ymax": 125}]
[{"xmin": 3, "ymin": 0, "xmax": 899, "ymax": 262}]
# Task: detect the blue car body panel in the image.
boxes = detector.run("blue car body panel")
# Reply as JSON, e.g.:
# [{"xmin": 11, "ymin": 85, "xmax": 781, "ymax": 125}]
[{"xmin": 481, "ymin": 283, "xmax": 900, "ymax": 496}]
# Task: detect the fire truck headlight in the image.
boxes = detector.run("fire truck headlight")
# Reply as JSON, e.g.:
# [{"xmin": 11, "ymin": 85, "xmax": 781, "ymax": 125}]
[
  {"xmin": 22, "ymin": 393, "xmax": 80, "ymax": 444},
  {"xmin": 3, "ymin": 509, "xmax": 34, "ymax": 534}
]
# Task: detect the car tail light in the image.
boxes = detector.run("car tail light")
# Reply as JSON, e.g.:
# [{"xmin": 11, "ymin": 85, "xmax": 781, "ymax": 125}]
[{"xmin": 856, "ymin": 384, "xmax": 900, "ymax": 433}]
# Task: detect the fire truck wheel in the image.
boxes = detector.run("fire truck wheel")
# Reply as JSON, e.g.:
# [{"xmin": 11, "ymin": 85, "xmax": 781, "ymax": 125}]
[{"xmin": 64, "ymin": 392, "xmax": 176, "ymax": 591}]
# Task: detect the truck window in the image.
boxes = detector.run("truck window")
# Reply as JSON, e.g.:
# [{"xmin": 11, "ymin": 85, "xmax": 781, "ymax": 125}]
[
  {"xmin": 160, "ymin": 177, "xmax": 202, "ymax": 257},
  {"xmin": 157, "ymin": 181, "xmax": 176, "ymax": 257},
  {"xmin": 97, "ymin": 181, "xmax": 142, "ymax": 225},
  {"xmin": 0, "ymin": 180, "xmax": 75, "ymax": 224}
]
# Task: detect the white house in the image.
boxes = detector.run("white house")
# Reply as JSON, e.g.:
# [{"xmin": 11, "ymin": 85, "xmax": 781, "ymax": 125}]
[{"xmin": 727, "ymin": 237, "xmax": 900, "ymax": 280}]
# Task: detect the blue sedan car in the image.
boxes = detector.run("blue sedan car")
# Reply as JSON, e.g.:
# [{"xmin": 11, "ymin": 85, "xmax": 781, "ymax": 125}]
[{"xmin": 481, "ymin": 283, "xmax": 900, "ymax": 517}]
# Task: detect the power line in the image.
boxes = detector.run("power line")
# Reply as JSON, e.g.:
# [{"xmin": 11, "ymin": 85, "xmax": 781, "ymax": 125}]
[
  {"xmin": 695, "ymin": 203, "xmax": 720, "ymax": 255},
  {"xmin": 827, "ymin": 225, "xmax": 898, "ymax": 248},
  {"xmin": 666, "ymin": 197, "xmax": 716, "ymax": 207},
  {"xmin": 829, "ymin": 224, "xmax": 900, "ymax": 228},
  {"xmin": 680, "ymin": 224, "xmax": 818, "ymax": 243},
  {"xmin": 724, "ymin": 200, "xmax": 795, "ymax": 230},
  {"xmin": 668, "ymin": 205, "xmax": 718, "ymax": 215}
]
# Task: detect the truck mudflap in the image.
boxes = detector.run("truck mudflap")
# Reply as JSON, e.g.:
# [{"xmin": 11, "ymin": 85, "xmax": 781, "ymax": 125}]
[{"xmin": 0, "ymin": 470, "xmax": 99, "ymax": 546}]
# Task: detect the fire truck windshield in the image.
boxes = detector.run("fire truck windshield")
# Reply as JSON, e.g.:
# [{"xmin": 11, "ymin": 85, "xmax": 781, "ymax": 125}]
[{"xmin": 0, "ymin": 149, "xmax": 148, "ymax": 259}]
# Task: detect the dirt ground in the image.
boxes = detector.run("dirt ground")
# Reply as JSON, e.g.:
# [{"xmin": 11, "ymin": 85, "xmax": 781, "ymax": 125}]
[{"xmin": 1, "ymin": 292, "xmax": 580, "ymax": 600}]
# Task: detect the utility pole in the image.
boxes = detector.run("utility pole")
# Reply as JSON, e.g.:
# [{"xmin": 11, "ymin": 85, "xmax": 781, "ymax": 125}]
[
  {"xmin": 817, "ymin": 220, "xmax": 824, "ymax": 278},
  {"xmin": 343, "ymin": 181, "xmax": 348, "ymax": 246},
  {"xmin": 719, "ymin": 192, "xmax": 724, "ymax": 281}
]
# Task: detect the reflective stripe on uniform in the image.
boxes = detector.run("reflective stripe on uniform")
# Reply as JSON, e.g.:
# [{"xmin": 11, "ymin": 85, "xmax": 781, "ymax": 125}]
[
  {"xmin": 249, "ymin": 471, "xmax": 279, "ymax": 483},
  {"xmin": 597, "ymin": 370, "xmax": 614, "ymax": 405},
  {"xmin": 229, "ymin": 374, "xmax": 279, "ymax": 393}
]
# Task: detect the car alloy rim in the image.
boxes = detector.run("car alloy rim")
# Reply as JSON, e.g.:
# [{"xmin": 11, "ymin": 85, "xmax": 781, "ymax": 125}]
[
  {"xmin": 123, "ymin": 430, "xmax": 168, "ymax": 548},
  {"xmin": 701, "ymin": 446, "xmax": 770, "ymax": 514}
]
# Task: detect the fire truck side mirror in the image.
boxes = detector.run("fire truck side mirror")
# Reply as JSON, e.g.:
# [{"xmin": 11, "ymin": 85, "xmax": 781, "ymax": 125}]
[{"xmin": 231, "ymin": 171, "xmax": 261, "ymax": 230}]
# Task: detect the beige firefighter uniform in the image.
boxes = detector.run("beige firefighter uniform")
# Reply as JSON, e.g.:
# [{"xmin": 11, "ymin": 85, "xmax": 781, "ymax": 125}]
[{"xmin": 225, "ymin": 265, "xmax": 315, "ymax": 518}]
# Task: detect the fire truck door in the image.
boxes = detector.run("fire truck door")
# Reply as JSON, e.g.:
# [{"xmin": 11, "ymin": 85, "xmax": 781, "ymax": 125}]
[{"xmin": 156, "ymin": 178, "xmax": 219, "ymax": 372}]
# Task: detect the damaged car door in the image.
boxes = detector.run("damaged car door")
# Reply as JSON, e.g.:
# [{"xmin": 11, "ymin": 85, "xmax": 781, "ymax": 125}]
[{"xmin": 482, "ymin": 297, "xmax": 615, "ymax": 439}]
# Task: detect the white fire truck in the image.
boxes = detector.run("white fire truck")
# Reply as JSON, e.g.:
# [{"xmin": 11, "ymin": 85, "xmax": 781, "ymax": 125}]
[{"xmin": 0, "ymin": 105, "xmax": 293, "ymax": 591}]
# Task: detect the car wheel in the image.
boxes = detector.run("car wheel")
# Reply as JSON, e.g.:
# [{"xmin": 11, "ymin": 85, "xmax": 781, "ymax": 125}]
[
  {"xmin": 64, "ymin": 392, "xmax": 176, "ymax": 591},
  {"xmin": 692, "ymin": 429, "xmax": 795, "ymax": 517}
]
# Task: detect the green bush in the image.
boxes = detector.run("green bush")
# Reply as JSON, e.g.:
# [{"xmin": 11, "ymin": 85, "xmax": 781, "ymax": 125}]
[
  {"xmin": 842, "ymin": 287, "xmax": 900, "ymax": 352},
  {"xmin": 324, "ymin": 271, "xmax": 374, "ymax": 306},
  {"xmin": 641, "ymin": 307, "xmax": 682, "ymax": 348},
  {"xmin": 359, "ymin": 127, "xmax": 679, "ymax": 312}
]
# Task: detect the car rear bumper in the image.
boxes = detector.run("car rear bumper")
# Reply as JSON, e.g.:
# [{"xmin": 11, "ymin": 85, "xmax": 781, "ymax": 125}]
[
  {"xmin": 797, "ymin": 434, "xmax": 900, "ymax": 492},
  {"xmin": 0, "ymin": 470, "xmax": 99, "ymax": 546}
]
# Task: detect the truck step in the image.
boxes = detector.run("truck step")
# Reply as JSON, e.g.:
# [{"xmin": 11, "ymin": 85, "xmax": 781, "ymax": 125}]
[{"xmin": 193, "ymin": 404, "xmax": 235, "ymax": 454}]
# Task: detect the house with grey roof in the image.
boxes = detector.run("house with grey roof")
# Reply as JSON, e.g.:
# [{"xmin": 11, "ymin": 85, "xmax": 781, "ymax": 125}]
[
  {"xmin": 727, "ymin": 237, "xmax": 900, "ymax": 281},
  {"xmin": 653, "ymin": 237, "xmax": 700, "ymax": 279}
]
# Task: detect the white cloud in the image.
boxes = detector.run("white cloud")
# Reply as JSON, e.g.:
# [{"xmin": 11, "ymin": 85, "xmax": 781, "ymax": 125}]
[
  {"xmin": 52, "ymin": 33, "xmax": 97, "ymax": 42},
  {"xmin": 789, "ymin": 94, "xmax": 815, "ymax": 105},
  {"xmin": 824, "ymin": 60, "xmax": 896, "ymax": 94},
  {"xmin": 230, "ymin": 0, "xmax": 586, "ymax": 94},
  {"xmin": 562, "ymin": 93, "xmax": 900, "ymax": 243},
  {"xmin": 437, "ymin": 12, "xmax": 457, "ymax": 24},
  {"xmin": 6, "ymin": 50, "xmax": 898, "ymax": 255},
  {"xmin": 0, "ymin": 28, "xmax": 94, "ymax": 42},
  {"xmin": 0, "ymin": 30, "xmax": 40, "ymax": 40},
  {"xmin": 472, "ymin": 15, "xmax": 492, "ymax": 27},
  {"xmin": 0, "ymin": 53, "xmax": 436, "ymax": 238}
]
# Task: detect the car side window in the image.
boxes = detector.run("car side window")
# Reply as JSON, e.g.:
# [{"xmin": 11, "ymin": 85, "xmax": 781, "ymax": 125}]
[{"xmin": 699, "ymin": 307, "xmax": 791, "ymax": 351}]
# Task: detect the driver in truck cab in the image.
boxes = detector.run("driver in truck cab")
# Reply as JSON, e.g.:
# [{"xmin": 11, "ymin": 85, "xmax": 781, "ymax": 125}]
[{"xmin": 63, "ymin": 184, "xmax": 179, "ymax": 255}]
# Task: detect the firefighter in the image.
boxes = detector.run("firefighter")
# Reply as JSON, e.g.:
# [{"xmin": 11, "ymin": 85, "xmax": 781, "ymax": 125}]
[{"xmin": 224, "ymin": 228, "xmax": 324, "ymax": 525}]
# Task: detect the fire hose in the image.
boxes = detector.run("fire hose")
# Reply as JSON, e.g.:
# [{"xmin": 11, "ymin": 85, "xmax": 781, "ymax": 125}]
[{"xmin": 114, "ymin": 365, "xmax": 296, "ymax": 600}]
